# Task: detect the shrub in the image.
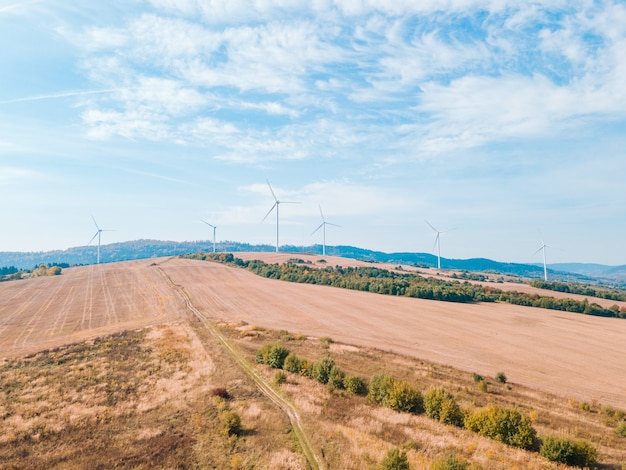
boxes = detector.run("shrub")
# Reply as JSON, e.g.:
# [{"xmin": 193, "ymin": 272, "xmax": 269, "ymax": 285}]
[
  {"xmin": 380, "ymin": 447, "xmax": 410, "ymax": 470},
  {"xmin": 327, "ymin": 366, "xmax": 346, "ymax": 391},
  {"xmin": 616, "ymin": 421, "xmax": 626, "ymax": 437},
  {"xmin": 472, "ymin": 373, "xmax": 484, "ymax": 383},
  {"xmin": 477, "ymin": 380, "xmax": 488, "ymax": 393},
  {"xmin": 255, "ymin": 344, "xmax": 290, "ymax": 369},
  {"xmin": 311, "ymin": 357, "xmax": 336, "ymax": 384},
  {"xmin": 219, "ymin": 411, "xmax": 242, "ymax": 436},
  {"xmin": 210, "ymin": 387, "xmax": 230, "ymax": 399},
  {"xmin": 386, "ymin": 380, "xmax": 423, "ymax": 414},
  {"xmin": 424, "ymin": 388, "xmax": 463, "ymax": 426},
  {"xmin": 344, "ymin": 375, "xmax": 368, "ymax": 395},
  {"xmin": 283, "ymin": 353, "xmax": 303, "ymax": 374},
  {"xmin": 274, "ymin": 371, "xmax": 286, "ymax": 385},
  {"xmin": 430, "ymin": 455, "xmax": 470, "ymax": 470},
  {"xmin": 495, "ymin": 372, "xmax": 507, "ymax": 384},
  {"xmin": 464, "ymin": 406, "xmax": 536, "ymax": 450},
  {"xmin": 369, "ymin": 374, "xmax": 395, "ymax": 405},
  {"xmin": 539, "ymin": 435, "xmax": 597, "ymax": 467}
]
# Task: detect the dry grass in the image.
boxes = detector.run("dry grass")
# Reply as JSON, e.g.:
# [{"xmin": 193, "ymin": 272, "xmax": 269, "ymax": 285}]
[
  {"xmin": 223, "ymin": 324, "xmax": 626, "ymax": 469},
  {"xmin": 0, "ymin": 321, "xmax": 304, "ymax": 469}
]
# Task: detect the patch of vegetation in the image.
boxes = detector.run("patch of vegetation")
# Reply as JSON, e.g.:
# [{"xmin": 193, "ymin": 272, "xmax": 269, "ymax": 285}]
[
  {"xmin": 423, "ymin": 387, "xmax": 464, "ymax": 427},
  {"xmin": 369, "ymin": 374, "xmax": 423, "ymax": 414},
  {"xmin": 539, "ymin": 435, "xmax": 597, "ymax": 468},
  {"xmin": 255, "ymin": 343, "xmax": 290, "ymax": 369},
  {"xmin": 183, "ymin": 252, "xmax": 626, "ymax": 318},
  {"xmin": 495, "ymin": 372, "xmax": 507, "ymax": 384},
  {"xmin": 464, "ymin": 405, "xmax": 537, "ymax": 450},
  {"xmin": 530, "ymin": 279, "xmax": 626, "ymax": 301},
  {"xmin": 616, "ymin": 421, "xmax": 626, "ymax": 438},
  {"xmin": 219, "ymin": 410, "xmax": 242, "ymax": 436},
  {"xmin": 343, "ymin": 375, "xmax": 368, "ymax": 395},
  {"xmin": 380, "ymin": 447, "xmax": 410, "ymax": 470},
  {"xmin": 430, "ymin": 455, "xmax": 474, "ymax": 470}
]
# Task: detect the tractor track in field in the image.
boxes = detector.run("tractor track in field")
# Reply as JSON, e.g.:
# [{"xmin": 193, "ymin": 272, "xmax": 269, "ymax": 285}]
[{"xmin": 156, "ymin": 265, "xmax": 323, "ymax": 470}]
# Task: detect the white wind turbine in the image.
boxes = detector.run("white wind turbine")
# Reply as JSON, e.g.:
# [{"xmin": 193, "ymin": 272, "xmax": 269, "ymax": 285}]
[
  {"xmin": 426, "ymin": 220, "xmax": 447, "ymax": 269},
  {"xmin": 201, "ymin": 220, "xmax": 217, "ymax": 252},
  {"xmin": 534, "ymin": 239, "xmax": 551, "ymax": 281},
  {"xmin": 261, "ymin": 180, "xmax": 298, "ymax": 252},
  {"xmin": 88, "ymin": 216, "xmax": 112, "ymax": 264},
  {"xmin": 312, "ymin": 204, "xmax": 340, "ymax": 256}
]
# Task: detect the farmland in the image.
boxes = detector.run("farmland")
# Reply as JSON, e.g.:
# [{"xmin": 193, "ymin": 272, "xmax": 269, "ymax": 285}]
[{"xmin": 1, "ymin": 254, "xmax": 625, "ymax": 468}]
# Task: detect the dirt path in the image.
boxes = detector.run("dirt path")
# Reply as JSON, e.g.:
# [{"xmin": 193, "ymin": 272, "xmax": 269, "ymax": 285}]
[{"xmin": 156, "ymin": 266, "xmax": 323, "ymax": 470}]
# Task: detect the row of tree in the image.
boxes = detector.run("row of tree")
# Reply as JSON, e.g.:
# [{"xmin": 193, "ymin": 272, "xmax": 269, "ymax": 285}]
[
  {"xmin": 182, "ymin": 252, "xmax": 625, "ymax": 318},
  {"xmin": 530, "ymin": 279, "xmax": 626, "ymax": 301}
]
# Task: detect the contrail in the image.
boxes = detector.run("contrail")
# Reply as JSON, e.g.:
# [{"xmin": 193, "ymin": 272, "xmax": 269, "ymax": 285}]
[{"xmin": 0, "ymin": 89, "xmax": 117, "ymax": 105}]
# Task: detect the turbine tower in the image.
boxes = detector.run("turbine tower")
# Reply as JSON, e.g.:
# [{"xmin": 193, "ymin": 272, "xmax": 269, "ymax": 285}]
[
  {"xmin": 534, "ymin": 240, "xmax": 550, "ymax": 281},
  {"xmin": 88, "ymin": 216, "xmax": 112, "ymax": 264},
  {"xmin": 201, "ymin": 220, "xmax": 217, "ymax": 252},
  {"xmin": 312, "ymin": 204, "xmax": 340, "ymax": 256},
  {"xmin": 426, "ymin": 220, "xmax": 445, "ymax": 269},
  {"xmin": 261, "ymin": 180, "xmax": 298, "ymax": 252}
]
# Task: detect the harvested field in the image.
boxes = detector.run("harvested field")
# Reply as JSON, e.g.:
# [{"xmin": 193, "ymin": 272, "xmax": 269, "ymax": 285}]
[
  {"xmin": 0, "ymin": 259, "xmax": 186, "ymax": 357},
  {"xmin": 1, "ymin": 253, "xmax": 625, "ymax": 410},
  {"xmin": 164, "ymin": 254, "xmax": 626, "ymax": 409}
]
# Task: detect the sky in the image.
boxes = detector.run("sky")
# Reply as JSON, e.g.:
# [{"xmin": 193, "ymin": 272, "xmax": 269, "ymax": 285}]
[{"xmin": 1, "ymin": 0, "xmax": 625, "ymax": 265}]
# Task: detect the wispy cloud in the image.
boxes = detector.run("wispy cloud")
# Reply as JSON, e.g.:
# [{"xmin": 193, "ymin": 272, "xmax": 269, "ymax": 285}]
[{"xmin": 0, "ymin": 89, "xmax": 116, "ymax": 105}]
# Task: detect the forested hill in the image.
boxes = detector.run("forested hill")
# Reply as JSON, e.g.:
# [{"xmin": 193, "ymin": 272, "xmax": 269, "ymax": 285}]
[{"xmin": 1, "ymin": 240, "xmax": 623, "ymax": 285}]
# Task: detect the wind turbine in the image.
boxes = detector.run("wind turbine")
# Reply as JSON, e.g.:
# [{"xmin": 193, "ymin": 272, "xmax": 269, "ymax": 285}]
[
  {"xmin": 312, "ymin": 204, "xmax": 340, "ymax": 256},
  {"xmin": 88, "ymin": 216, "xmax": 112, "ymax": 264},
  {"xmin": 201, "ymin": 220, "xmax": 217, "ymax": 252},
  {"xmin": 426, "ymin": 220, "xmax": 446, "ymax": 269},
  {"xmin": 534, "ymin": 239, "xmax": 551, "ymax": 281},
  {"xmin": 261, "ymin": 180, "xmax": 298, "ymax": 252}
]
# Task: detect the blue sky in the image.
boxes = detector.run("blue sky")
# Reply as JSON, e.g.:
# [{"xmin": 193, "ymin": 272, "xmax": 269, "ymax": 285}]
[{"xmin": 1, "ymin": 0, "xmax": 625, "ymax": 265}]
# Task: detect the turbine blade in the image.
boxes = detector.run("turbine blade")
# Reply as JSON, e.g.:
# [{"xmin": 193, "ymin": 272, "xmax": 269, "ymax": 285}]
[
  {"xmin": 91, "ymin": 215, "xmax": 100, "ymax": 231},
  {"xmin": 266, "ymin": 179, "xmax": 278, "ymax": 202},
  {"xmin": 326, "ymin": 222, "xmax": 341, "ymax": 228},
  {"xmin": 312, "ymin": 222, "xmax": 324, "ymax": 235},
  {"xmin": 201, "ymin": 219, "xmax": 215, "ymax": 228},
  {"xmin": 425, "ymin": 220, "xmax": 438, "ymax": 232},
  {"xmin": 261, "ymin": 202, "xmax": 277, "ymax": 223},
  {"xmin": 319, "ymin": 204, "xmax": 325, "ymax": 221},
  {"xmin": 88, "ymin": 232, "xmax": 99, "ymax": 245}
]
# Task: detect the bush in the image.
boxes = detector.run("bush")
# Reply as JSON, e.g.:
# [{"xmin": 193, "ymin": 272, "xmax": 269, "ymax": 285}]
[
  {"xmin": 380, "ymin": 447, "xmax": 410, "ymax": 470},
  {"xmin": 369, "ymin": 374, "xmax": 395, "ymax": 405},
  {"xmin": 311, "ymin": 357, "xmax": 336, "ymax": 384},
  {"xmin": 219, "ymin": 411, "xmax": 242, "ymax": 436},
  {"xmin": 616, "ymin": 421, "xmax": 626, "ymax": 438},
  {"xmin": 255, "ymin": 344, "xmax": 290, "ymax": 369},
  {"xmin": 424, "ymin": 388, "xmax": 463, "ymax": 426},
  {"xmin": 369, "ymin": 374, "xmax": 423, "ymax": 414},
  {"xmin": 472, "ymin": 373, "xmax": 484, "ymax": 383},
  {"xmin": 386, "ymin": 380, "xmax": 423, "ymax": 414},
  {"xmin": 283, "ymin": 353, "xmax": 303, "ymax": 373},
  {"xmin": 539, "ymin": 435, "xmax": 597, "ymax": 467},
  {"xmin": 210, "ymin": 387, "xmax": 230, "ymax": 399},
  {"xmin": 344, "ymin": 375, "xmax": 368, "ymax": 395},
  {"xmin": 430, "ymin": 455, "xmax": 470, "ymax": 470},
  {"xmin": 495, "ymin": 372, "xmax": 507, "ymax": 384},
  {"xmin": 327, "ymin": 366, "xmax": 346, "ymax": 391},
  {"xmin": 464, "ymin": 406, "xmax": 536, "ymax": 450}
]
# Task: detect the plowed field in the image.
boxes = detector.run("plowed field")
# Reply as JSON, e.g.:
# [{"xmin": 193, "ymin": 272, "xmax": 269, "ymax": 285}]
[{"xmin": 1, "ymin": 254, "xmax": 625, "ymax": 410}]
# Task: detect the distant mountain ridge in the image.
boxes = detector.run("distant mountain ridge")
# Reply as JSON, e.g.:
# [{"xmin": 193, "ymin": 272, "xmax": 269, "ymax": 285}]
[{"xmin": 1, "ymin": 239, "xmax": 624, "ymax": 286}]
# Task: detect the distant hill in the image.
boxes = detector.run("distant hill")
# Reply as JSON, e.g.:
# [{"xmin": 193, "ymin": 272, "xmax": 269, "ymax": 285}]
[{"xmin": 1, "ymin": 239, "xmax": 624, "ymax": 286}]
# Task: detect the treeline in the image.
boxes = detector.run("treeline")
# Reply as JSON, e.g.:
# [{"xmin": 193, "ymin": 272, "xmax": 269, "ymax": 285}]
[
  {"xmin": 530, "ymin": 279, "xmax": 626, "ymax": 301},
  {"xmin": 0, "ymin": 263, "xmax": 63, "ymax": 282},
  {"xmin": 182, "ymin": 252, "xmax": 625, "ymax": 318}
]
